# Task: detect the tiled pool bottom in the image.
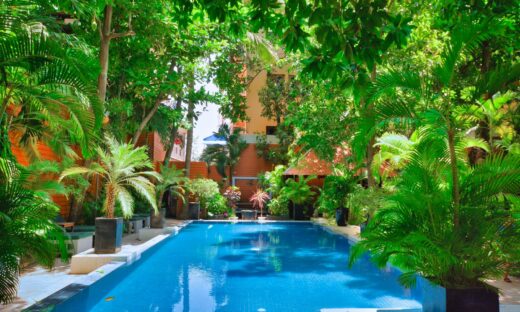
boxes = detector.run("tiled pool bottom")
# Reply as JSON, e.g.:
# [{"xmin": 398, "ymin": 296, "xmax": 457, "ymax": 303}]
[{"xmin": 41, "ymin": 222, "xmax": 444, "ymax": 311}]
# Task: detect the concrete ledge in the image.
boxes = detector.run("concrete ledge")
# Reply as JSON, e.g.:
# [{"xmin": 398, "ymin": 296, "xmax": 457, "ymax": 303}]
[
  {"xmin": 137, "ymin": 226, "xmax": 177, "ymax": 241},
  {"xmin": 70, "ymin": 224, "xmax": 188, "ymax": 274}
]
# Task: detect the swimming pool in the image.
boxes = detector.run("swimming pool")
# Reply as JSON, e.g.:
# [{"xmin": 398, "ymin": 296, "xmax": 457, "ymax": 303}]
[{"xmin": 45, "ymin": 222, "xmax": 443, "ymax": 311}]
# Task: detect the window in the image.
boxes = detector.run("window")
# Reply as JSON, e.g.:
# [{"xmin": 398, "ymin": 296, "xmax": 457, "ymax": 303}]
[{"xmin": 266, "ymin": 126, "xmax": 277, "ymax": 135}]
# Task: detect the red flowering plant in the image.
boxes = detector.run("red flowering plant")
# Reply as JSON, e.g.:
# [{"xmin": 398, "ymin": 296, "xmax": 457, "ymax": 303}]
[
  {"xmin": 223, "ymin": 186, "xmax": 241, "ymax": 216},
  {"xmin": 250, "ymin": 189, "xmax": 270, "ymax": 217}
]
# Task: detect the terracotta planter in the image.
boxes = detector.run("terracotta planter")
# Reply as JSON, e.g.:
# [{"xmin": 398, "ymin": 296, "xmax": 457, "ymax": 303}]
[
  {"xmin": 446, "ymin": 287, "xmax": 499, "ymax": 312},
  {"xmin": 150, "ymin": 208, "xmax": 166, "ymax": 228},
  {"xmin": 95, "ymin": 217, "xmax": 123, "ymax": 254}
]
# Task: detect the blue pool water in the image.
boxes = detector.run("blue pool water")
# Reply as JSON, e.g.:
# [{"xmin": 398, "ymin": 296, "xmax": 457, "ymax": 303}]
[{"xmin": 54, "ymin": 222, "xmax": 438, "ymax": 311}]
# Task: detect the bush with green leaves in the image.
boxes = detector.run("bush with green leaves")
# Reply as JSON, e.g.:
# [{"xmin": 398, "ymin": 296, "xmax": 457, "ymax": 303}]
[
  {"xmin": 317, "ymin": 174, "xmax": 356, "ymax": 216},
  {"xmin": 280, "ymin": 175, "xmax": 317, "ymax": 205},
  {"xmin": 206, "ymin": 193, "xmax": 228, "ymax": 215},
  {"xmin": 0, "ymin": 158, "xmax": 68, "ymax": 304},
  {"xmin": 267, "ymin": 197, "xmax": 289, "ymax": 216},
  {"xmin": 350, "ymin": 133, "xmax": 520, "ymax": 289},
  {"xmin": 346, "ymin": 186, "xmax": 390, "ymax": 225},
  {"xmin": 188, "ymin": 178, "xmax": 220, "ymax": 209}
]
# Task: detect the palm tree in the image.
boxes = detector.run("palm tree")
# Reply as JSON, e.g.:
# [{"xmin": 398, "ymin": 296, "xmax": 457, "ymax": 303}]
[
  {"xmin": 60, "ymin": 137, "xmax": 161, "ymax": 218},
  {"xmin": 156, "ymin": 164, "xmax": 188, "ymax": 209},
  {"xmin": 349, "ymin": 131, "xmax": 520, "ymax": 289},
  {"xmin": 349, "ymin": 21, "xmax": 520, "ymax": 294},
  {"xmin": 0, "ymin": 157, "xmax": 67, "ymax": 304},
  {"xmin": 201, "ymin": 124, "xmax": 247, "ymax": 184},
  {"xmin": 0, "ymin": 20, "xmax": 102, "ymax": 161},
  {"xmin": 362, "ymin": 21, "xmax": 519, "ymax": 229}
]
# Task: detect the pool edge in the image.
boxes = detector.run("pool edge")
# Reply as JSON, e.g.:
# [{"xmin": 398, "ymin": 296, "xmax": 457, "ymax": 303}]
[{"xmin": 23, "ymin": 221, "xmax": 192, "ymax": 312}]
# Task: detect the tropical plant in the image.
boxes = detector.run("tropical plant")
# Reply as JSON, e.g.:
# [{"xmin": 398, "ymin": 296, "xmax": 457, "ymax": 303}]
[
  {"xmin": 0, "ymin": 158, "xmax": 67, "ymax": 304},
  {"xmin": 0, "ymin": 32, "xmax": 102, "ymax": 161},
  {"xmin": 346, "ymin": 186, "xmax": 390, "ymax": 225},
  {"xmin": 280, "ymin": 175, "xmax": 317, "ymax": 205},
  {"xmin": 206, "ymin": 193, "xmax": 228, "ymax": 216},
  {"xmin": 223, "ymin": 186, "xmax": 241, "ymax": 209},
  {"xmin": 200, "ymin": 124, "xmax": 247, "ymax": 182},
  {"xmin": 349, "ymin": 134, "xmax": 520, "ymax": 289},
  {"xmin": 188, "ymin": 178, "xmax": 220, "ymax": 209},
  {"xmin": 250, "ymin": 189, "xmax": 270, "ymax": 216},
  {"xmin": 60, "ymin": 137, "xmax": 160, "ymax": 218},
  {"xmin": 156, "ymin": 164, "xmax": 188, "ymax": 209},
  {"xmin": 267, "ymin": 197, "xmax": 289, "ymax": 216},
  {"xmin": 263, "ymin": 165, "xmax": 287, "ymax": 197},
  {"xmin": 317, "ymin": 174, "xmax": 355, "ymax": 216}
]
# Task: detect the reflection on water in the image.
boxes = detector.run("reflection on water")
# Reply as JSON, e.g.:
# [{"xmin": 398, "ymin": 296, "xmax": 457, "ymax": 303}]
[{"xmin": 87, "ymin": 222, "xmax": 424, "ymax": 312}]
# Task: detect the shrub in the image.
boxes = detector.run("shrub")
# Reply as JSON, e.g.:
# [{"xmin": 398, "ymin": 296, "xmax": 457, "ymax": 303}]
[
  {"xmin": 206, "ymin": 193, "xmax": 228, "ymax": 215},
  {"xmin": 188, "ymin": 179, "xmax": 220, "ymax": 209}
]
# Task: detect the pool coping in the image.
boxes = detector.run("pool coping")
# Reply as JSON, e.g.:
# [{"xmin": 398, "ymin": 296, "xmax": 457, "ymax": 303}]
[{"xmin": 24, "ymin": 221, "xmax": 192, "ymax": 311}]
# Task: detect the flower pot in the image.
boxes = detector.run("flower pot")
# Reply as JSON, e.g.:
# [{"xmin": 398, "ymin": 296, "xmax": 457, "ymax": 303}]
[
  {"xmin": 94, "ymin": 217, "xmax": 123, "ymax": 254},
  {"xmin": 446, "ymin": 287, "xmax": 499, "ymax": 312},
  {"xmin": 188, "ymin": 202, "xmax": 200, "ymax": 220},
  {"xmin": 293, "ymin": 203, "xmax": 307, "ymax": 220},
  {"xmin": 258, "ymin": 216, "xmax": 267, "ymax": 222},
  {"xmin": 335, "ymin": 207, "xmax": 349, "ymax": 226},
  {"xmin": 150, "ymin": 208, "xmax": 166, "ymax": 228}
]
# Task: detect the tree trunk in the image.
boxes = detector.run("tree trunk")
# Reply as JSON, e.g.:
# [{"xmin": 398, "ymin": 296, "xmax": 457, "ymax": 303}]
[
  {"xmin": 447, "ymin": 120, "xmax": 460, "ymax": 229},
  {"xmin": 182, "ymin": 80, "xmax": 195, "ymax": 219},
  {"xmin": 104, "ymin": 183, "xmax": 116, "ymax": 218},
  {"xmin": 163, "ymin": 97, "xmax": 183, "ymax": 166},
  {"xmin": 366, "ymin": 136, "xmax": 376, "ymax": 188},
  {"xmin": 131, "ymin": 59, "xmax": 177, "ymax": 145},
  {"xmin": 97, "ymin": 5, "xmax": 113, "ymax": 103},
  {"xmin": 366, "ymin": 63, "xmax": 377, "ymax": 188}
]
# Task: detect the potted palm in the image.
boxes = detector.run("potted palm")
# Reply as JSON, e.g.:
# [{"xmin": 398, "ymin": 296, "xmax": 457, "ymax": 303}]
[
  {"xmin": 318, "ymin": 175, "xmax": 355, "ymax": 226},
  {"xmin": 60, "ymin": 137, "xmax": 160, "ymax": 254},
  {"xmin": 281, "ymin": 175, "xmax": 316, "ymax": 220},
  {"xmin": 349, "ymin": 136, "xmax": 520, "ymax": 312},
  {"xmin": 250, "ymin": 189, "xmax": 270, "ymax": 221},
  {"xmin": 153, "ymin": 164, "xmax": 187, "ymax": 228},
  {"xmin": 223, "ymin": 186, "xmax": 241, "ymax": 219}
]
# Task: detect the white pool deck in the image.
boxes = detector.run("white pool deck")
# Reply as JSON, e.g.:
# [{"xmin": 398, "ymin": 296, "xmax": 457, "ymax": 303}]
[{"xmin": 1, "ymin": 218, "xmax": 519, "ymax": 311}]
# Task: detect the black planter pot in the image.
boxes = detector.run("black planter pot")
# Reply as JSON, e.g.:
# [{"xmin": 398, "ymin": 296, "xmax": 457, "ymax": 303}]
[
  {"xmin": 150, "ymin": 208, "xmax": 166, "ymax": 228},
  {"xmin": 446, "ymin": 287, "xmax": 499, "ymax": 312},
  {"xmin": 335, "ymin": 208, "xmax": 349, "ymax": 226},
  {"xmin": 95, "ymin": 217, "xmax": 123, "ymax": 254},
  {"xmin": 165, "ymin": 197, "xmax": 177, "ymax": 218},
  {"xmin": 293, "ymin": 204, "xmax": 307, "ymax": 220},
  {"xmin": 188, "ymin": 202, "xmax": 200, "ymax": 220}
]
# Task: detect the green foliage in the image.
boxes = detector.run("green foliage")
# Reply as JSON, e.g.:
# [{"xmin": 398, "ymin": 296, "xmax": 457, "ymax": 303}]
[
  {"xmin": 206, "ymin": 193, "xmax": 228, "ymax": 216},
  {"xmin": 263, "ymin": 165, "xmax": 286, "ymax": 197},
  {"xmin": 200, "ymin": 124, "xmax": 247, "ymax": 179},
  {"xmin": 156, "ymin": 164, "xmax": 187, "ymax": 209},
  {"xmin": 267, "ymin": 197, "xmax": 289, "ymax": 217},
  {"xmin": 280, "ymin": 175, "xmax": 317, "ymax": 205},
  {"xmin": 350, "ymin": 132, "xmax": 520, "ymax": 289},
  {"xmin": 60, "ymin": 136, "xmax": 160, "ymax": 218},
  {"xmin": 347, "ymin": 186, "xmax": 390, "ymax": 225},
  {"xmin": 0, "ymin": 158, "xmax": 67, "ymax": 304},
  {"xmin": 317, "ymin": 174, "xmax": 356, "ymax": 216},
  {"xmin": 188, "ymin": 178, "xmax": 220, "ymax": 209}
]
